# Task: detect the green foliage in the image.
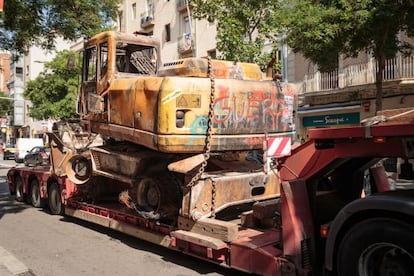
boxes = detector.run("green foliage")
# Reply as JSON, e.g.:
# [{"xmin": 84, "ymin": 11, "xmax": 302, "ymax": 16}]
[
  {"xmin": 192, "ymin": 0, "xmax": 282, "ymax": 70},
  {"xmin": 282, "ymin": 1, "xmax": 343, "ymax": 72},
  {"xmin": 24, "ymin": 50, "xmax": 81, "ymax": 120},
  {"xmin": 284, "ymin": 0, "xmax": 414, "ymax": 69},
  {"xmin": 283, "ymin": 0, "xmax": 414, "ymax": 111},
  {"xmin": 0, "ymin": 91, "xmax": 13, "ymax": 117},
  {"xmin": 0, "ymin": 0, "xmax": 122, "ymax": 55}
]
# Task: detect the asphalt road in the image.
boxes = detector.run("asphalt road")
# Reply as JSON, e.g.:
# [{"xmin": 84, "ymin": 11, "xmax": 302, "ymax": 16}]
[{"xmin": 0, "ymin": 159, "xmax": 244, "ymax": 276}]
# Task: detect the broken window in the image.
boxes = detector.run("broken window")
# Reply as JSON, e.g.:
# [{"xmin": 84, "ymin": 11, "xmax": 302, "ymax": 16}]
[
  {"xmin": 100, "ymin": 42, "xmax": 108, "ymax": 79},
  {"xmin": 85, "ymin": 47, "xmax": 97, "ymax": 81},
  {"xmin": 115, "ymin": 42, "xmax": 157, "ymax": 75}
]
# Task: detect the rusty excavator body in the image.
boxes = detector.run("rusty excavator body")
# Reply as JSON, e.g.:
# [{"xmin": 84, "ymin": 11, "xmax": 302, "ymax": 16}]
[{"xmin": 48, "ymin": 31, "xmax": 296, "ymax": 224}]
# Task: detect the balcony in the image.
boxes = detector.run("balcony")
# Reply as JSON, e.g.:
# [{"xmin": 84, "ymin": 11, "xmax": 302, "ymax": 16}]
[
  {"xmin": 177, "ymin": 33, "xmax": 195, "ymax": 54},
  {"xmin": 140, "ymin": 12, "xmax": 154, "ymax": 28},
  {"xmin": 302, "ymin": 55, "xmax": 414, "ymax": 106},
  {"xmin": 177, "ymin": 0, "xmax": 189, "ymax": 13}
]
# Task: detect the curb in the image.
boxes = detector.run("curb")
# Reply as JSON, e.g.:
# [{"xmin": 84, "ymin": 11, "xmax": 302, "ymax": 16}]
[{"xmin": 0, "ymin": 246, "xmax": 32, "ymax": 275}]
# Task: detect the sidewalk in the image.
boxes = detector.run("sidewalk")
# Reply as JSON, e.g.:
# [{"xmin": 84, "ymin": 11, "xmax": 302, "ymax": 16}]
[{"xmin": 0, "ymin": 246, "xmax": 34, "ymax": 276}]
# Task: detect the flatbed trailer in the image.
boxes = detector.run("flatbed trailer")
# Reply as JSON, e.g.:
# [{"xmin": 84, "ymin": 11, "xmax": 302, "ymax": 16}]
[
  {"xmin": 7, "ymin": 108, "xmax": 414, "ymax": 275},
  {"xmin": 7, "ymin": 165, "xmax": 288, "ymax": 275}
]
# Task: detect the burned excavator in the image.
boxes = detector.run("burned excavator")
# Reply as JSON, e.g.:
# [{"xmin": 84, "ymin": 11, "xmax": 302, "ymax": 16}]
[{"xmin": 47, "ymin": 31, "xmax": 296, "ymax": 224}]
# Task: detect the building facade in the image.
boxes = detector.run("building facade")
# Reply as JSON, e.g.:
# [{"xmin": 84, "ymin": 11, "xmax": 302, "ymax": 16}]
[
  {"xmin": 117, "ymin": 0, "xmax": 217, "ymax": 63},
  {"xmin": 6, "ymin": 55, "xmax": 24, "ymax": 143},
  {"xmin": 116, "ymin": 1, "xmax": 299, "ymax": 85},
  {"xmin": 0, "ymin": 51, "xmax": 10, "ymax": 93},
  {"xmin": 0, "ymin": 51, "xmax": 11, "ymax": 143},
  {"xmin": 296, "ymin": 53, "xmax": 414, "ymax": 140},
  {"xmin": 6, "ymin": 38, "xmax": 72, "ymax": 144}
]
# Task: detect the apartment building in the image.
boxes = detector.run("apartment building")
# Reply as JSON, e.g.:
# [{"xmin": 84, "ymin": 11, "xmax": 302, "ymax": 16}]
[
  {"xmin": 116, "ymin": 1, "xmax": 302, "ymax": 84},
  {"xmin": 296, "ymin": 50, "xmax": 414, "ymax": 139},
  {"xmin": 0, "ymin": 51, "xmax": 10, "ymax": 93},
  {"xmin": 6, "ymin": 38, "xmax": 72, "ymax": 143},
  {"xmin": 117, "ymin": 0, "xmax": 217, "ymax": 63},
  {"xmin": 117, "ymin": 1, "xmax": 414, "ymax": 141}
]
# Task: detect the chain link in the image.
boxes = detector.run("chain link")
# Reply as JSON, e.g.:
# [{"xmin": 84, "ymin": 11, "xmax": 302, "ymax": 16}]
[
  {"xmin": 185, "ymin": 56, "xmax": 217, "ymax": 219},
  {"xmin": 186, "ymin": 56, "xmax": 216, "ymax": 190},
  {"xmin": 210, "ymin": 177, "xmax": 216, "ymax": 218}
]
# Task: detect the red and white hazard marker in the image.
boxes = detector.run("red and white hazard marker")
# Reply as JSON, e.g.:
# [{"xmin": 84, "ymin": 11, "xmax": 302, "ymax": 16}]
[{"xmin": 266, "ymin": 137, "xmax": 291, "ymax": 157}]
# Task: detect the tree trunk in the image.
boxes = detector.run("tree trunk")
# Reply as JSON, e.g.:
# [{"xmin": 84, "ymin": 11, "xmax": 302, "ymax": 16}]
[{"xmin": 375, "ymin": 53, "xmax": 385, "ymax": 113}]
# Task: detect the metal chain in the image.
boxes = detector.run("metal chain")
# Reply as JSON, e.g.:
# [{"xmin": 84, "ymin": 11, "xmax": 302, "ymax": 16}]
[
  {"xmin": 210, "ymin": 177, "xmax": 216, "ymax": 218},
  {"xmin": 186, "ymin": 56, "xmax": 216, "ymax": 190}
]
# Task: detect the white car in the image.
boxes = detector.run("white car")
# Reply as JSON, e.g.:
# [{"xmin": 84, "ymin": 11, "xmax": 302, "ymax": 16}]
[{"xmin": 15, "ymin": 138, "xmax": 44, "ymax": 163}]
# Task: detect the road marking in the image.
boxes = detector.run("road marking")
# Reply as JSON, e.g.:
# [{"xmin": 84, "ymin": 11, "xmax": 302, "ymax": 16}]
[
  {"xmin": 0, "ymin": 246, "xmax": 30, "ymax": 275},
  {"xmin": 0, "ymin": 163, "xmax": 15, "ymax": 169}
]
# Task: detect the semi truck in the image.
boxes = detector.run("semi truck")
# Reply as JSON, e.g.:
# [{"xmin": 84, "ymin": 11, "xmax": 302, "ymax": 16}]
[{"xmin": 7, "ymin": 31, "xmax": 414, "ymax": 275}]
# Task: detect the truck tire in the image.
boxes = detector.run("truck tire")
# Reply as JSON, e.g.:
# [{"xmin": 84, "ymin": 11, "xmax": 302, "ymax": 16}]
[
  {"xmin": 30, "ymin": 179, "xmax": 45, "ymax": 208},
  {"xmin": 15, "ymin": 175, "xmax": 25, "ymax": 202},
  {"xmin": 337, "ymin": 218, "xmax": 414, "ymax": 276},
  {"xmin": 48, "ymin": 183, "xmax": 64, "ymax": 215}
]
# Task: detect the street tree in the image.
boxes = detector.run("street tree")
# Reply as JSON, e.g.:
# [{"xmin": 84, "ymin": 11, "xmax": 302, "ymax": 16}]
[
  {"xmin": 191, "ymin": 0, "xmax": 283, "ymax": 72},
  {"xmin": 283, "ymin": 0, "xmax": 414, "ymax": 112},
  {"xmin": 0, "ymin": 91, "xmax": 13, "ymax": 117},
  {"xmin": 0, "ymin": 0, "xmax": 122, "ymax": 56},
  {"xmin": 24, "ymin": 50, "xmax": 81, "ymax": 120}
]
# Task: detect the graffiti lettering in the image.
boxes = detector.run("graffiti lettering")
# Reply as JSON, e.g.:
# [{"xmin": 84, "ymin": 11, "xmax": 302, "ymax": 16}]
[
  {"xmin": 212, "ymin": 85, "xmax": 293, "ymax": 132},
  {"xmin": 188, "ymin": 116, "xmax": 208, "ymax": 145}
]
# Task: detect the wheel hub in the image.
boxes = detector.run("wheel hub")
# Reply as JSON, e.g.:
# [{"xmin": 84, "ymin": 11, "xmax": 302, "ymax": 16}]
[{"xmin": 359, "ymin": 242, "xmax": 414, "ymax": 276}]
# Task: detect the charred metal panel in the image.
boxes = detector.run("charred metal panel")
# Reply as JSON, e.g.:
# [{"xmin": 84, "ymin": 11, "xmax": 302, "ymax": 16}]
[
  {"xmin": 159, "ymin": 58, "xmax": 263, "ymax": 80},
  {"xmin": 109, "ymin": 80, "xmax": 136, "ymax": 127},
  {"xmin": 90, "ymin": 146, "xmax": 172, "ymax": 184},
  {"xmin": 132, "ymin": 77, "xmax": 163, "ymax": 132},
  {"xmin": 181, "ymin": 171, "xmax": 280, "ymax": 220},
  {"xmin": 157, "ymin": 78, "xmax": 295, "ymax": 135},
  {"xmin": 90, "ymin": 74, "xmax": 295, "ymax": 153}
]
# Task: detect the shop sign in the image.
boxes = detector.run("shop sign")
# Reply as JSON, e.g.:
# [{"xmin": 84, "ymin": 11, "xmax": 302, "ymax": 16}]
[{"xmin": 303, "ymin": 112, "xmax": 360, "ymax": 127}]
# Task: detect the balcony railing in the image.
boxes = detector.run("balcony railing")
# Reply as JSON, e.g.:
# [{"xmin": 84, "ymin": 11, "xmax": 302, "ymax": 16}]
[{"xmin": 303, "ymin": 55, "xmax": 414, "ymax": 93}]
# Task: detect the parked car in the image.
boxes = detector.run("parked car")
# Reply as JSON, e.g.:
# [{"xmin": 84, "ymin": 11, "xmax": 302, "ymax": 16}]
[
  {"xmin": 23, "ymin": 146, "xmax": 50, "ymax": 166},
  {"xmin": 3, "ymin": 143, "xmax": 16, "ymax": 160},
  {"xmin": 15, "ymin": 138, "xmax": 44, "ymax": 163}
]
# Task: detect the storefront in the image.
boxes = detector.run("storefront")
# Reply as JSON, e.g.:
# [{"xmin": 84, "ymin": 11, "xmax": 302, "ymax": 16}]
[{"xmin": 297, "ymin": 104, "xmax": 362, "ymax": 140}]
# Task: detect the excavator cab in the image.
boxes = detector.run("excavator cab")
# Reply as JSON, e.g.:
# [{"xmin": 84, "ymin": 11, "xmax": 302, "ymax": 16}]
[{"xmin": 78, "ymin": 31, "xmax": 161, "ymax": 116}]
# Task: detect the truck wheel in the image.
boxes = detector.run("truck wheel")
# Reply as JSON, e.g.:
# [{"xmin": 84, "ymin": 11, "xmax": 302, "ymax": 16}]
[
  {"xmin": 48, "ymin": 183, "xmax": 64, "ymax": 215},
  {"xmin": 30, "ymin": 179, "xmax": 45, "ymax": 208},
  {"xmin": 15, "ymin": 175, "xmax": 25, "ymax": 202},
  {"xmin": 337, "ymin": 218, "xmax": 414, "ymax": 276}
]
